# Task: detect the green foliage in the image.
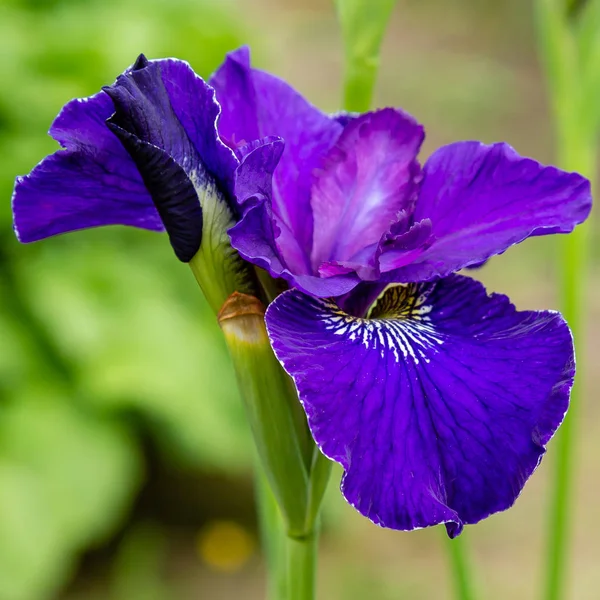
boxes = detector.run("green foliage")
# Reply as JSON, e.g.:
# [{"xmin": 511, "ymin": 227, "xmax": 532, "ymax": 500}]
[
  {"xmin": 0, "ymin": 0, "xmax": 250, "ymax": 597},
  {"xmin": 0, "ymin": 398, "xmax": 142, "ymax": 600}
]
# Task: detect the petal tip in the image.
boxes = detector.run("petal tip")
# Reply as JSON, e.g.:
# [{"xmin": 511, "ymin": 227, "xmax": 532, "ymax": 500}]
[{"xmin": 132, "ymin": 53, "xmax": 150, "ymax": 71}]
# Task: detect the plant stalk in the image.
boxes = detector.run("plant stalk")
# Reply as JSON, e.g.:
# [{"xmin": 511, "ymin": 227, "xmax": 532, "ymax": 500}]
[
  {"xmin": 286, "ymin": 530, "xmax": 319, "ymax": 600},
  {"xmin": 446, "ymin": 533, "xmax": 476, "ymax": 600},
  {"xmin": 534, "ymin": 2, "xmax": 598, "ymax": 596},
  {"xmin": 255, "ymin": 464, "xmax": 287, "ymax": 600},
  {"xmin": 543, "ymin": 135, "xmax": 595, "ymax": 600}
]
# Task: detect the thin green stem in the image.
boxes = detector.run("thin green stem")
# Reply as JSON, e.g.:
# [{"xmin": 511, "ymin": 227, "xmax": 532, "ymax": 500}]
[
  {"xmin": 286, "ymin": 531, "xmax": 318, "ymax": 600},
  {"xmin": 543, "ymin": 151, "xmax": 595, "ymax": 600},
  {"xmin": 304, "ymin": 449, "xmax": 332, "ymax": 532},
  {"xmin": 335, "ymin": 0, "xmax": 398, "ymax": 112},
  {"xmin": 534, "ymin": 3, "xmax": 600, "ymax": 597},
  {"xmin": 446, "ymin": 533, "xmax": 476, "ymax": 600},
  {"xmin": 255, "ymin": 465, "xmax": 287, "ymax": 600}
]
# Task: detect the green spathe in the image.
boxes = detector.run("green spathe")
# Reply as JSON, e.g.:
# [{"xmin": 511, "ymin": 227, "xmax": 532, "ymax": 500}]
[
  {"xmin": 188, "ymin": 178, "xmax": 256, "ymax": 313},
  {"xmin": 218, "ymin": 292, "xmax": 312, "ymax": 537}
]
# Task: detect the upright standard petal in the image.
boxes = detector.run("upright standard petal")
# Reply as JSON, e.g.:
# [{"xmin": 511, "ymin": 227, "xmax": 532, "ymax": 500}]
[
  {"xmin": 266, "ymin": 275, "xmax": 574, "ymax": 536},
  {"xmin": 159, "ymin": 59, "xmax": 239, "ymax": 195},
  {"xmin": 12, "ymin": 91, "xmax": 160, "ymax": 243},
  {"xmin": 387, "ymin": 142, "xmax": 592, "ymax": 281},
  {"xmin": 310, "ymin": 108, "xmax": 424, "ymax": 271},
  {"xmin": 211, "ymin": 47, "xmax": 343, "ymax": 274}
]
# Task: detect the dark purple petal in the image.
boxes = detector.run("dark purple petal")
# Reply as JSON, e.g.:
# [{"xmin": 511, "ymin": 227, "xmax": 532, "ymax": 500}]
[
  {"xmin": 104, "ymin": 55, "xmax": 237, "ymax": 186},
  {"xmin": 106, "ymin": 122, "xmax": 202, "ymax": 262},
  {"xmin": 332, "ymin": 111, "xmax": 358, "ymax": 127},
  {"xmin": 266, "ymin": 274, "xmax": 573, "ymax": 536},
  {"xmin": 388, "ymin": 142, "xmax": 592, "ymax": 281},
  {"xmin": 104, "ymin": 55, "xmax": 239, "ymax": 261},
  {"xmin": 310, "ymin": 108, "xmax": 424, "ymax": 269},
  {"xmin": 13, "ymin": 55, "xmax": 238, "ymax": 251},
  {"xmin": 13, "ymin": 92, "xmax": 160, "ymax": 243},
  {"xmin": 103, "ymin": 55, "xmax": 196, "ymax": 171},
  {"xmin": 211, "ymin": 47, "xmax": 343, "ymax": 274}
]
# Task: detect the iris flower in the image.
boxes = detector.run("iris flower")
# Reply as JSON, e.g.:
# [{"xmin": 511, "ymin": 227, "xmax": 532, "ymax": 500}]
[{"xmin": 12, "ymin": 48, "xmax": 591, "ymax": 537}]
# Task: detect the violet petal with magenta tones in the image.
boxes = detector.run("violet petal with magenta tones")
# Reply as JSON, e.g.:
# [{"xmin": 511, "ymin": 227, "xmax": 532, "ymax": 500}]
[
  {"xmin": 266, "ymin": 275, "xmax": 574, "ymax": 537},
  {"xmin": 211, "ymin": 46, "xmax": 345, "ymax": 277},
  {"xmin": 215, "ymin": 49, "xmax": 591, "ymax": 295}
]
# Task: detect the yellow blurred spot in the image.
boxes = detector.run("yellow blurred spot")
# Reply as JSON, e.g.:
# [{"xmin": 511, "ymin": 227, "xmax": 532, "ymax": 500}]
[{"xmin": 196, "ymin": 520, "xmax": 255, "ymax": 573}]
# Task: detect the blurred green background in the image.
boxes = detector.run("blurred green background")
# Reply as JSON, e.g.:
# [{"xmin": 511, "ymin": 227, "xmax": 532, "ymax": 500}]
[{"xmin": 1, "ymin": 0, "xmax": 598, "ymax": 598}]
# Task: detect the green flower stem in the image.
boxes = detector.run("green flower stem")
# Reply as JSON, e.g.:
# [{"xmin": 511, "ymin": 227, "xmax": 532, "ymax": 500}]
[
  {"xmin": 218, "ymin": 292, "xmax": 328, "ymax": 599},
  {"xmin": 535, "ymin": 2, "xmax": 599, "ymax": 598},
  {"xmin": 188, "ymin": 182, "xmax": 258, "ymax": 314},
  {"xmin": 304, "ymin": 448, "xmax": 332, "ymax": 533},
  {"xmin": 189, "ymin": 180, "xmax": 328, "ymax": 597},
  {"xmin": 446, "ymin": 533, "xmax": 476, "ymax": 600},
  {"xmin": 218, "ymin": 292, "xmax": 310, "ymax": 537},
  {"xmin": 543, "ymin": 136, "xmax": 595, "ymax": 600},
  {"xmin": 335, "ymin": 0, "xmax": 398, "ymax": 112},
  {"xmin": 286, "ymin": 530, "xmax": 319, "ymax": 600},
  {"xmin": 255, "ymin": 464, "xmax": 288, "ymax": 600}
]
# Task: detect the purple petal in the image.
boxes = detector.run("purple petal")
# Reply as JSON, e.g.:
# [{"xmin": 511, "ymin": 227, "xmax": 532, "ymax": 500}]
[
  {"xmin": 230, "ymin": 138, "xmax": 361, "ymax": 297},
  {"xmin": 310, "ymin": 108, "xmax": 424, "ymax": 269},
  {"xmin": 388, "ymin": 142, "xmax": 591, "ymax": 281},
  {"xmin": 208, "ymin": 47, "xmax": 260, "ymax": 146},
  {"xmin": 229, "ymin": 137, "xmax": 287, "ymax": 273},
  {"xmin": 104, "ymin": 55, "xmax": 237, "ymax": 261},
  {"xmin": 336, "ymin": 282, "xmax": 388, "ymax": 317},
  {"xmin": 320, "ymin": 217, "xmax": 433, "ymax": 280},
  {"xmin": 104, "ymin": 55, "xmax": 197, "ymax": 172},
  {"xmin": 107, "ymin": 122, "xmax": 204, "ymax": 262},
  {"xmin": 266, "ymin": 274, "xmax": 573, "ymax": 536},
  {"xmin": 378, "ymin": 218, "xmax": 434, "ymax": 273},
  {"xmin": 211, "ymin": 47, "xmax": 343, "ymax": 274},
  {"xmin": 13, "ymin": 92, "xmax": 160, "ymax": 243},
  {"xmin": 159, "ymin": 58, "xmax": 238, "ymax": 194}
]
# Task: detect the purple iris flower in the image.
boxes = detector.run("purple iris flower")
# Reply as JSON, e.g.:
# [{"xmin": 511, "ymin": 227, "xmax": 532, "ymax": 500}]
[{"xmin": 12, "ymin": 47, "xmax": 591, "ymax": 537}]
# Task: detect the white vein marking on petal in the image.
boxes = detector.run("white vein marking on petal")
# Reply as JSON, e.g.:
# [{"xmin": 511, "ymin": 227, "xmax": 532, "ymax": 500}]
[{"xmin": 319, "ymin": 283, "xmax": 444, "ymax": 364}]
